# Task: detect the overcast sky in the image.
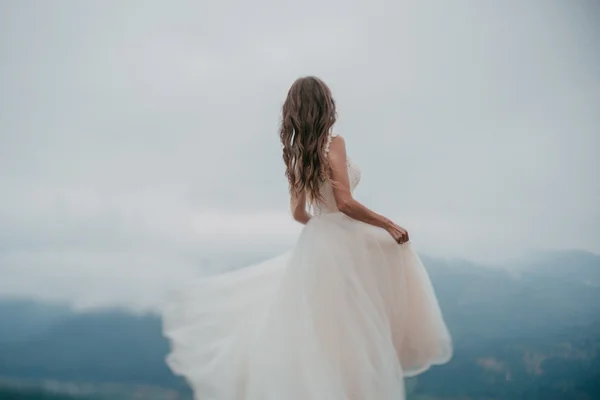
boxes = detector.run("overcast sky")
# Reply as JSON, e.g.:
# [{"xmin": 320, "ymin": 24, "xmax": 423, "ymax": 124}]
[{"xmin": 1, "ymin": 0, "xmax": 599, "ymax": 312}]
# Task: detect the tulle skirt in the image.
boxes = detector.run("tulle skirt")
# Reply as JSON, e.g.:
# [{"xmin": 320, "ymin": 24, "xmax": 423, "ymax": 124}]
[{"xmin": 162, "ymin": 212, "xmax": 452, "ymax": 400}]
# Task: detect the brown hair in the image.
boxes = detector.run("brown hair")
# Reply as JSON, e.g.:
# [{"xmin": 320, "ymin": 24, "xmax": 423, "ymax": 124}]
[{"xmin": 280, "ymin": 76, "xmax": 337, "ymax": 203}]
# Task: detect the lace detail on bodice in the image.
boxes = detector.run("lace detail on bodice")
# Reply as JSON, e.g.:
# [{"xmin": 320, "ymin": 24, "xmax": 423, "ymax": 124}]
[{"xmin": 312, "ymin": 133, "xmax": 362, "ymax": 215}]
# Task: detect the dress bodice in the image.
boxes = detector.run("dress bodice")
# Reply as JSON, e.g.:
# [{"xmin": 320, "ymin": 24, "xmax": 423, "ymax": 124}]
[{"xmin": 312, "ymin": 133, "xmax": 362, "ymax": 215}]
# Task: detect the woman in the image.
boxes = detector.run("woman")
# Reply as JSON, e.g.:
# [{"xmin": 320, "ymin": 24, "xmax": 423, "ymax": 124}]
[{"xmin": 162, "ymin": 76, "xmax": 452, "ymax": 400}]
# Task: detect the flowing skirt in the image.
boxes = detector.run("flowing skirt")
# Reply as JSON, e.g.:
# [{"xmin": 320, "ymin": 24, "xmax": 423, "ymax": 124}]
[{"xmin": 162, "ymin": 212, "xmax": 452, "ymax": 400}]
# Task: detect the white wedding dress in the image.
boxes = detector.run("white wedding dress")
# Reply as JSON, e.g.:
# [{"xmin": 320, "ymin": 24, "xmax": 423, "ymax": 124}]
[{"xmin": 162, "ymin": 133, "xmax": 452, "ymax": 400}]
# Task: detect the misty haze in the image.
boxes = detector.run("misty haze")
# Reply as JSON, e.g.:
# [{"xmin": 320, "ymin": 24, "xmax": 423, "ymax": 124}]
[{"xmin": 1, "ymin": 1, "xmax": 599, "ymax": 399}]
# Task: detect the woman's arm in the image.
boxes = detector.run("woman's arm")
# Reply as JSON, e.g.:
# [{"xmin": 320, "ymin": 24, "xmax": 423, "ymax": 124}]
[
  {"xmin": 328, "ymin": 136, "xmax": 409, "ymax": 244},
  {"xmin": 290, "ymin": 189, "xmax": 311, "ymax": 225}
]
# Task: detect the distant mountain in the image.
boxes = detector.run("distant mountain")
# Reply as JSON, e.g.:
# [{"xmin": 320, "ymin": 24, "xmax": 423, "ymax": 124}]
[
  {"xmin": 513, "ymin": 249, "xmax": 600, "ymax": 287},
  {"xmin": 421, "ymin": 251, "xmax": 600, "ymax": 343},
  {"xmin": 0, "ymin": 300, "xmax": 72, "ymax": 344},
  {"xmin": 0, "ymin": 309, "xmax": 184, "ymax": 390},
  {"xmin": 0, "ymin": 376, "xmax": 186, "ymax": 400},
  {"xmin": 0, "ymin": 250, "xmax": 598, "ymax": 400},
  {"xmin": 0, "ymin": 387, "xmax": 92, "ymax": 400}
]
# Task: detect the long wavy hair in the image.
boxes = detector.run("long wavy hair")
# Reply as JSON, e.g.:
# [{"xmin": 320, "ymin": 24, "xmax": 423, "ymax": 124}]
[{"xmin": 280, "ymin": 76, "xmax": 337, "ymax": 203}]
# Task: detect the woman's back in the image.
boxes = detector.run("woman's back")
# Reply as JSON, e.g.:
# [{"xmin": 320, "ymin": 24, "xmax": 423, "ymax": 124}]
[{"xmin": 313, "ymin": 133, "xmax": 362, "ymax": 215}]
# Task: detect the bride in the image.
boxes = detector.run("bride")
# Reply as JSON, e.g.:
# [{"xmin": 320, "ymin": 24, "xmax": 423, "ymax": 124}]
[{"xmin": 162, "ymin": 76, "xmax": 452, "ymax": 400}]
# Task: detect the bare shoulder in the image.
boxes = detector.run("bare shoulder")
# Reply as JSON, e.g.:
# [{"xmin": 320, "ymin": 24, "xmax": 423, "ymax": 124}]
[
  {"xmin": 329, "ymin": 134, "xmax": 346, "ymax": 151},
  {"xmin": 328, "ymin": 134, "xmax": 347, "ymax": 163}
]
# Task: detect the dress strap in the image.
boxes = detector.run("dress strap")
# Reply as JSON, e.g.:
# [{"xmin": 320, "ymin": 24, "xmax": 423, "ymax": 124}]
[{"xmin": 324, "ymin": 131, "xmax": 338, "ymax": 155}]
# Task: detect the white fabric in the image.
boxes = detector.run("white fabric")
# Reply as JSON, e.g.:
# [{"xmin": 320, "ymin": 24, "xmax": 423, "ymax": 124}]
[{"xmin": 162, "ymin": 133, "xmax": 452, "ymax": 400}]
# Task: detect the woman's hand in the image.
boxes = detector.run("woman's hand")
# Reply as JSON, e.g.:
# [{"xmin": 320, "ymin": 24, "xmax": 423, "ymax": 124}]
[{"xmin": 385, "ymin": 220, "xmax": 410, "ymax": 244}]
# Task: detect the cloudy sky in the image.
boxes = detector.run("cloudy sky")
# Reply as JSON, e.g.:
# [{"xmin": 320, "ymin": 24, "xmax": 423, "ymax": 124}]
[{"xmin": 1, "ymin": 0, "xmax": 598, "ymax": 312}]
